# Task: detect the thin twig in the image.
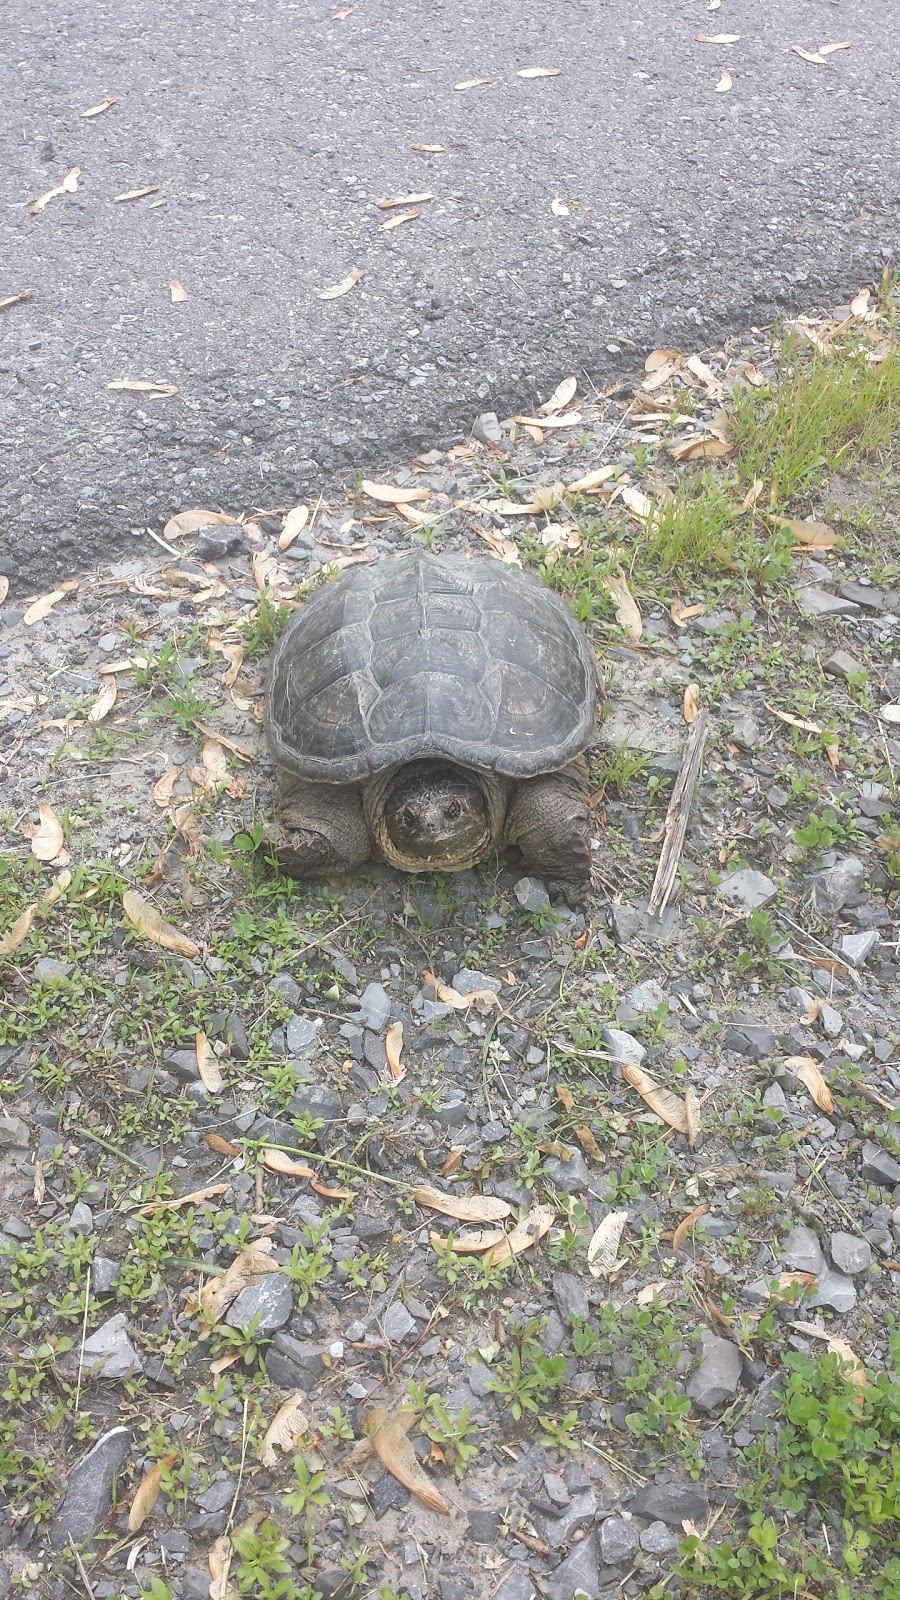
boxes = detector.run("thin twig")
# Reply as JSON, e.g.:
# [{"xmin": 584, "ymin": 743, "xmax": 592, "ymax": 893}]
[
  {"xmin": 74, "ymin": 1268, "xmax": 92, "ymax": 1415},
  {"xmin": 68, "ymin": 1536, "xmax": 97, "ymax": 1600},
  {"xmin": 145, "ymin": 526, "xmax": 182, "ymax": 558},
  {"xmin": 647, "ymin": 709, "xmax": 710, "ymax": 916}
]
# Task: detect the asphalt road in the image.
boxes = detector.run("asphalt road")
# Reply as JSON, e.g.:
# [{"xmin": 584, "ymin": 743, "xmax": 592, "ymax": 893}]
[{"xmin": 1, "ymin": 0, "xmax": 898, "ymax": 588}]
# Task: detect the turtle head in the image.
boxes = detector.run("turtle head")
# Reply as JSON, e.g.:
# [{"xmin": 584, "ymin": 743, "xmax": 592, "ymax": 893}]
[{"xmin": 381, "ymin": 762, "xmax": 492, "ymax": 870}]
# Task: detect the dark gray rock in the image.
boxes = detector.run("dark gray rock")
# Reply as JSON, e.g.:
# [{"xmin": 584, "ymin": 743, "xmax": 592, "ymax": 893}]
[
  {"xmin": 514, "ymin": 876, "xmax": 552, "ymax": 913},
  {"xmin": 717, "ymin": 868, "xmax": 776, "ymax": 909},
  {"xmin": 356, "ymin": 982, "xmax": 392, "ymax": 1031},
  {"xmin": 195, "ymin": 528, "xmax": 244, "ymax": 560},
  {"xmin": 731, "ymin": 714, "xmax": 760, "ymax": 749},
  {"xmin": 599, "ymin": 1515, "xmax": 638, "ymax": 1565},
  {"xmin": 453, "ymin": 968, "xmax": 502, "ymax": 995},
  {"xmin": 810, "ymin": 1267, "xmax": 857, "ymax": 1314},
  {"xmin": 543, "ymin": 1149, "xmax": 590, "ymax": 1195},
  {"xmin": 287, "ymin": 1084, "xmax": 341, "ymax": 1129},
  {"xmin": 686, "ymin": 1331, "xmax": 742, "ymax": 1412},
  {"xmin": 195, "ymin": 1478, "xmax": 234, "ymax": 1513},
  {"xmin": 838, "ymin": 580, "xmax": 886, "ymax": 611},
  {"xmin": 162, "ymin": 1048, "xmax": 201, "ymax": 1082},
  {"xmin": 35, "ymin": 956, "xmax": 74, "ymax": 981},
  {"xmin": 861, "ymin": 1142, "xmax": 900, "ymax": 1186},
  {"xmin": 225, "ymin": 1275, "xmax": 293, "ymax": 1334},
  {"xmin": 617, "ymin": 978, "xmax": 668, "ymax": 1020},
  {"xmin": 809, "ymin": 856, "xmax": 865, "ymax": 914},
  {"xmin": 601, "ymin": 1025, "xmax": 646, "ymax": 1068},
  {"xmin": 51, "ymin": 1426, "xmax": 131, "ymax": 1547},
  {"xmin": 553, "ymin": 1272, "xmax": 590, "ymax": 1323},
  {"xmin": 824, "ymin": 650, "xmax": 863, "ymax": 682},
  {"xmin": 829, "ymin": 1232, "xmax": 872, "ymax": 1275},
  {"xmin": 472, "ymin": 411, "xmax": 503, "ymax": 445},
  {"xmin": 640, "ymin": 1520, "xmax": 678, "ymax": 1556},
  {"xmin": 285, "ymin": 1015, "xmax": 319, "ymax": 1055},
  {"xmin": 724, "ymin": 1022, "xmax": 776, "ymax": 1062},
  {"xmin": 780, "ymin": 1225, "xmax": 824, "ymax": 1275},
  {"xmin": 69, "ymin": 1202, "xmax": 94, "ymax": 1236},
  {"xmin": 540, "ymin": 1532, "xmax": 600, "ymax": 1600},
  {"xmin": 544, "ymin": 1490, "xmax": 597, "ymax": 1549},
  {"xmin": 609, "ymin": 900, "xmax": 681, "ymax": 945},
  {"xmin": 491, "ymin": 1567, "xmax": 537, "ymax": 1600},
  {"xmin": 630, "ymin": 1480, "xmax": 709, "ymax": 1524},
  {"xmin": 468, "ymin": 1508, "xmax": 502, "ymax": 1542},
  {"xmin": 78, "ymin": 1313, "xmax": 143, "ymax": 1379},
  {"xmin": 0, "ymin": 1115, "xmax": 29, "ymax": 1149},
  {"xmin": 265, "ymin": 1331, "xmax": 327, "ymax": 1391},
  {"xmin": 381, "ymin": 1301, "xmax": 417, "ymax": 1343},
  {"xmin": 223, "ymin": 1010, "xmax": 250, "ymax": 1060},
  {"xmin": 840, "ymin": 932, "xmax": 879, "ymax": 968},
  {"xmin": 796, "ymin": 586, "xmax": 860, "ymax": 619}
]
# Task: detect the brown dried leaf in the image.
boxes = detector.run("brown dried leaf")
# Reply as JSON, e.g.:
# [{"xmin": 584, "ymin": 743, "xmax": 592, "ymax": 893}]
[
  {"xmin": 363, "ymin": 1408, "xmax": 449, "ymax": 1513},
  {"xmin": 153, "ymin": 768, "xmax": 182, "ymax": 807},
  {"xmin": 0, "ymin": 905, "xmax": 36, "ymax": 958},
  {"xmin": 25, "ymin": 804, "xmax": 66, "ymax": 863},
  {"xmin": 128, "ymin": 1453, "xmax": 178, "ymax": 1532},
  {"xmin": 514, "ymin": 410, "xmax": 581, "ymax": 429},
  {"xmin": 205, "ymin": 1133, "xmax": 240, "ymax": 1156},
  {"xmin": 379, "ymin": 209, "xmax": 420, "ymax": 231},
  {"xmin": 412, "ymin": 1187, "xmax": 512, "ymax": 1224},
  {"xmin": 278, "ymin": 504, "xmax": 309, "ymax": 549},
  {"xmin": 192, "ymin": 722, "xmax": 258, "ymax": 761},
  {"xmin": 566, "ymin": 466, "xmax": 616, "ymax": 493},
  {"xmin": 319, "ymin": 268, "xmax": 364, "ymax": 299},
  {"xmin": 23, "ymin": 579, "xmax": 79, "ymax": 625},
  {"xmin": 253, "ymin": 551, "xmax": 291, "ymax": 592},
  {"xmin": 686, "ymin": 354, "xmax": 725, "ymax": 397},
  {"xmin": 778, "ymin": 517, "xmax": 840, "ymax": 550},
  {"xmin": 672, "ymin": 1202, "xmax": 708, "ymax": 1252},
  {"xmin": 454, "ymin": 76, "xmax": 493, "ymax": 90},
  {"xmin": 82, "ymin": 96, "xmax": 117, "ymax": 118},
  {"xmin": 620, "ymin": 486, "xmax": 654, "ymax": 520},
  {"xmin": 575, "ymin": 1126, "xmax": 604, "ymax": 1163},
  {"xmin": 788, "ymin": 1322, "xmax": 865, "ymax": 1384},
  {"xmin": 715, "ymin": 70, "xmax": 733, "ymax": 91},
  {"xmin": 784, "ymin": 1054, "xmax": 834, "ymax": 1113},
  {"xmin": 310, "ymin": 1176, "xmax": 352, "ymax": 1199},
  {"xmin": 586, "ymin": 1209, "xmax": 629, "ymax": 1277},
  {"xmin": 163, "ymin": 509, "xmax": 238, "ymax": 540},
  {"xmin": 208, "ymin": 1533, "xmax": 234, "ymax": 1600},
  {"xmin": 473, "ymin": 527, "xmax": 521, "ymax": 563},
  {"xmin": 262, "ymin": 1148, "xmax": 316, "ymax": 1179},
  {"xmin": 695, "ymin": 32, "xmax": 740, "ymax": 44},
  {"xmin": 169, "ymin": 279, "xmax": 189, "ymax": 302},
  {"xmin": 122, "ymin": 888, "xmax": 201, "ymax": 958},
  {"xmin": 0, "ymin": 293, "xmax": 31, "ymax": 315},
  {"xmin": 385, "ymin": 1020, "xmax": 405, "ymax": 1081},
  {"xmin": 361, "ymin": 478, "xmax": 430, "ymax": 505},
  {"xmin": 645, "ymin": 347, "xmax": 681, "ymax": 371},
  {"xmin": 138, "ymin": 1183, "xmax": 229, "ymax": 1217},
  {"xmin": 87, "ymin": 674, "xmax": 117, "ymax": 723},
  {"xmin": 517, "ymin": 66, "xmax": 561, "ymax": 77},
  {"xmin": 441, "ymin": 1146, "xmax": 465, "ymax": 1177},
  {"xmin": 422, "ymin": 969, "xmax": 500, "ymax": 1011},
  {"xmin": 108, "ymin": 379, "xmax": 178, "ymax": 397},
  {"xmin": 764, "ymin": 701, "xmax": 822, "ymax": 736},
  {"xmin": 603, "ymin": 568, "xmax": 642, "ymax": 642},
  {"xmin": 114, "ymin": 185, "xmax": 159, "ymax": 202},
  {"xmin": 486, "ymin": 1203, "xmax": 555, "ymax": 1266},
  {"xmin": 375, "ymin": 192, "xmax": 433, "ymax": 209},
  {"xmin": 792, "ymin": 45, "xmax": 828, "ymax": 65},
  {"xmin": 554, "ymin": 1083, "xmax": 575, "ymax": 1111},
  {"xmin": 196, "ymin": 1031, "xmax": 224, "ymax": 1094},
  {"xmin": 261, "ymin": 1394, "xmax": 309, "ymax": 1466},
  {"xmin": 538, "ymin": 376, "xmax": 577, "ymax": 415},
  {"xmin": 201, "ymin": 740, "xmax": 230, "ymax": 785},
  {"xmin": 670, "ymin": 598, "xmax": 706, "ymax": 626},
  {"xmin": 412, "ymin": 143, "xmax": 445, "ymax": 153},
  {"xmin": 684, "ymin": 683, "xmax": 701, "ymax": 724},
  {"xmin": 431, "ymin": 1227, "xmax": 505, "ymax": 1254},
  {"xmin": 621, "ymin": 1064, "xmax": 689, "ymax": 1134},
  {"xmin": 668, "ymin": 434, "xmax": 732, "ymax": 461},
  {"xmin": 30, "ymin": 167, "xmax": 80, "ymax": 214},
  {"xmin": 200, "ymin": 1242, "xmax": 280, "ymax": 1323}
]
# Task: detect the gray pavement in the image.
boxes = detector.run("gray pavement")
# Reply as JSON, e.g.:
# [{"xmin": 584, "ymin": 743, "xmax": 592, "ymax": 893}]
[{"xmin": 1, "ymin": 0, "xmax": 898, "ymax": 588}]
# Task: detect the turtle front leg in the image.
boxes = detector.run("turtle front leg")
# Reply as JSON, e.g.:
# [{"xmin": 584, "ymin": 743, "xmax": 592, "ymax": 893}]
[
  {"xmin": 274, "ymin": 772, "xmax": 372, "ymax": 879},
  {"xmin": 504, "ymin": 763, "xmax": 592, "ymax": 903}
]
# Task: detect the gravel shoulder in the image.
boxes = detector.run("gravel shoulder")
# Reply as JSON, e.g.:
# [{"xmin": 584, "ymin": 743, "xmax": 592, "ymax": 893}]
[{"xmin": 0, "ymin": 304, "xmax": 899, "ymax": 1600}]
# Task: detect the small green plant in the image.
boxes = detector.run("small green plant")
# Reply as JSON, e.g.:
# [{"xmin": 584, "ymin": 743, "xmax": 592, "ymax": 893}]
[
  {"xmin": 486, "ymin": 1326, "xmax": 567, "ymax": 1421},
  {"xmin": 411, "ymin": 1387, "xmax": 479, "ymax": 1478},
  {"xmin": 282, "ymin": 1452, "xmax": 329, "ymax": 1564}
]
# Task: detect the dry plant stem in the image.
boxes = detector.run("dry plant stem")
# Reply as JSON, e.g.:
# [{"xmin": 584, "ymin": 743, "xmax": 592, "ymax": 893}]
[
  {"xmin": 647, "ymin": 709, "xmax": 710, "ymax": 915},
  {"xmin": 68, "ymin": 1536, "xmax": 97, "ymax": 1600}
]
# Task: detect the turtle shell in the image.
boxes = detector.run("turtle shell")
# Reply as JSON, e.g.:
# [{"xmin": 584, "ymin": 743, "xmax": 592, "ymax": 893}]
[{"xmin": 266, "ymin": 552, "xmax": 597, "ymax": 782}]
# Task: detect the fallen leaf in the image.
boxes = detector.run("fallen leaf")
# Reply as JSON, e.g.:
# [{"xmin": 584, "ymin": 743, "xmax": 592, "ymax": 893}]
[
  {"xmin": 645, "ymin": 347, "xmax": 681, "ymax": 371},
  {"xmin": 212, "ymin": 641, "xmax": 245, "ymax": 687},
  {"xmin": 686, "ymin": 354, "xmax": 725, "ymax": 397},
  {"xmin": 670, "ymin": 598, "xmax": 706, "ymax": 626},
  {"xmin": 517, "ymin": 66, "xmax": 561, "ymax": 77},
  {"xmin": 784, "ymin": 1054, "xmax": 834, "ymax": 1113},
  {"xmin": 603, "ymin": 568, "xmax": 642, "ymax": 642},
  {"xmin": 192, "ymin": 722, "xmax": 258, "ymax": 762},
  {"xmin": 169, "ymin": 279, "xmax": 189, "ymax": 302},
  {"xmin": 122, "ymin": 888, "xmax": 201, "ymax": 958},
  {"xmin": 422, "ymin": 968, "xmax": 500, "ymax": 1010},
  {"xmin": 361, "ymin": 479, "xmax": 430, "ymax": 505},
  {"xmin": 128, "ymin": 1454, "xmax": 178, "ymax": 1532},
  {"xmin": 376, "ymin": 192, "xmax": 433, "ymax": 209},
  {"xmin": 261, "ymin": 1394, "xmax": 309, "ymax": 1466},
  {"xmin": 850, "ymin": 287, "xmax": 870, "ymax": 317},
  {"xmin": 513, "ymin": 410, "xmax": 581, "ymax": 429},
  {"xmin": 554, "ymin": 1083, "xmax": 575, "ymax": 1111},
  {"xmin": 412, "ymin": 1187, "xmax": 512, "ymax": 1224},
  {"xmin": 550, "ymin": 195, "xmax": 570, "ymax": 216},
  {"xmin": 695, "ymin": 33, "xmax": 740, "ymax": 44},
  {"xmin": 566, "ymin": 466, "xmax": 616, "ymax": 493},
  {"xmin": 622, "ymin": 1064, "xmax": 689, "ymax": 1134},
  {"xmin": 114, "ymin": 185, "xmax": 160, "ymax": 202},
  {"xmin": 637, "ymin": 1281, "xmax": 669, "ymax": 1304},
  {"xmin": 319, "ymin": 268, "xmax": 364, "ymax": 300},
  {"xmin": 208, "ymin": 1533, "xmax": 234, "ymax": 1600},
  {"xmin": 278, "ymin": 504, "xmax": 310, "ymax": 550},
  {"xmin": 363, "ymin": 1408, "xmax": 449, "ymax": 1513},
  {"xmin": 205, "ymin": 1133, "xmax": 240, "ymax": 1156},
  {"xmin": 23, "ymin": 579, "xmax": 79, "ymax": 625},
  {"xmin": 707, "ymin": 0, "xmax": 721, "ymax": 8},
  {"xmin": 473, "ymin": 527, "xmax": 521, "ymax": 563},
  {"xmin": 575, "ymin": 1126, "xmax": 604, "ymax": 1163},
  {"xmin": 200, "ymin": 1242, "xmax": 280, "ymax": 1323},
  {"xmin": 196, "ymin": 1031, "xmax": 224, "ymax": 1094},
  {"xmin": 672, "ymin": 1203, "xmax": 709, "ymax": 1252},
  {"xmin": 791, "ymin": 45, "xmax": 828, "ymax": 65},
  {"xmin": 684, "ymin": 683, "xmax": 701, "ymax": 724},
  {"xmin": 587, "ymin": 1210, "xmax": 629, "ymax": 1277},
  {"xmin": 788, "ymin": 1322, "xmax": 865, "ymax": 1384},
  {"xmin": 878, "ymin": 704, "xmax": 900, "ymax": 725},
  {"xmin": 441, "ymin": 1146, "xmax": 465, "ymax": 1177},
  {"xmin": 620, "ymin": 486, "xmax": 654, "ymax": 520},
  {"xmin": 385, "ymin": 1020, "xmax": 405, "ymax": 1081},
  {"xmin": 412, "ymin": 143, "xmax": 445, "ymax": 153},
  {"xmin": 30, "ymin": 167, "xmax": 80, "ymax": 214},
  {"xmin": 310, "ymin": 1177, "xmax": 352, "ymax": 1199},
  {"xmin": 0, "ymin": 294, "xmax": 30, "ymax": 315},
  {"xmin": 379, "ymin": 208, "xmax": 420, "ymax": 231},
  {"xmin": 0, "ymin": 906, "xmax": 36, "ymax": 958},
  {"xmin": 431, "ymin": 1227, "xmax": 506, "ymax": 1254},
  {"xmin": 764, "ymin": 701, "xmax": 823, "ymax": 736},
  {"xmin": 201, "ymin": 739, "xmax": 230, "ymax": 785},
  {"xmin": 333, "ymin": 4, "xmax": 353, "ymax": 15},
  {"xmin": 772, "ymin": 1272, "xmax": 817, "ymax": 1302},
  {"xmin": 108, "ymin": 379, "xmax": 178, "ymax": 397},
  {"xmin": 138, "ymin": 1183, "xmax": 229, "ymax": 1217},
  {"xmin": 163, "ymin": 508, "xmax": 238, "ymax": 540},
  {"xmin": 262, "ymin": 1149, "xmax": 316, "ymax": 1179},
  {"xmin": 25, "ymin": 804, "xmax": 66, "ymax": 863},
  {"xmin": 253, "ymin": 551, "xmax": 290, "ymax": 593},
  {"xmin": 454, "ymin": 76, "xmax": 493, "ymax": 90},
  {"xmin": 668, "ymin": 434, "xmax": 732, "ymax": 461},
  {"xmin": 715, "ymin": 70, "xmax": 733, "ymax": 91},
  {"xmin": 818, "ymin": 41, "xmax": 852, "ymax": 55},
  {"xmin": 87, "ymin": 674, "xmax": 117, "ymax": 723},
  {"xmin": 538, "ymin": 375, "xmax": 577, "ymax": 415},
  {"xmin": 486, "ymin": 1203, "xmax": 555, "ymax": 1265},
  {"xmin": 778, "ymin": 517, "xmax": 840, "ymax": 550},
  {"xmin": 81, "ymin": 96, "xmax": 117, "ymax": 118}
]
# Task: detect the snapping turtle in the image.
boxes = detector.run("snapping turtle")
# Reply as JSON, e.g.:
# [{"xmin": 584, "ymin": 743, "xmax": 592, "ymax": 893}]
[{"xmin": 266, "ymin": 551, "xmax": 598, "ymax": 897}]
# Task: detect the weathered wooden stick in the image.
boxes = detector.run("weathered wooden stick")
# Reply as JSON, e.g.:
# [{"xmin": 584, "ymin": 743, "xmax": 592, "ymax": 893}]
[{"xmin": 647, "ymin": 708, "xmax": 710, "ymax": 917}]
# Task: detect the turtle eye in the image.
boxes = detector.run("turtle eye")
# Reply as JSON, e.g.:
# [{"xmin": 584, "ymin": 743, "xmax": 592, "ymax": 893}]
[
  {"xmin": 444, "ymin": 799, "xmax": 461, "ymax": 821},
  {"xmin": 402, "ymin": 804, "xmax": 421, "ymax": 829}
]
